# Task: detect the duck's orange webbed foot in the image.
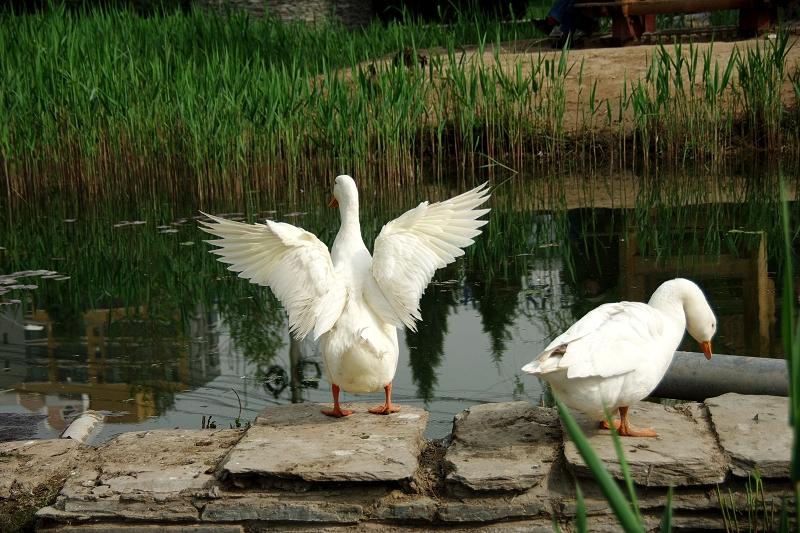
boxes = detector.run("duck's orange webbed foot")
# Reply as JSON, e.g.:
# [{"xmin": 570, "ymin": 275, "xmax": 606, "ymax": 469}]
[
  {"xmin": 368, "ymin": 403, "xmax": 401, "ymax": 415},
  {"xmin": 322, "ymin": 406, "xmax": 354, "ymax": 418},
  {"xmin": 598, "ymin": 419, "xmax": 621, "ymax": 430},
  {"xmin": 617, "ymin": 406, "xmax": 659, "ymax": 438},
  {"xmin": 367, "ymin": 383, "xmax": 400, "ymax": 415},
  {"xmin": 321, "ymin": 384, "xmax": 353, "ymax": 418}
]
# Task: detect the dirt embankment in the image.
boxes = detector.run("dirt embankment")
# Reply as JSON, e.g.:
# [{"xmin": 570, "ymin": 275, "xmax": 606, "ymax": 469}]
[{"xmin": 481, "ymin": 38, "xmax": 797, "ymax": 129}]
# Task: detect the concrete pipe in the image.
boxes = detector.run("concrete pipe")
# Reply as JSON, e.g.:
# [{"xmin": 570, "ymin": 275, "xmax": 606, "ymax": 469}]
[{"xmin": 652, "ymin": 351, "xmax": 788, "ymax": 401}]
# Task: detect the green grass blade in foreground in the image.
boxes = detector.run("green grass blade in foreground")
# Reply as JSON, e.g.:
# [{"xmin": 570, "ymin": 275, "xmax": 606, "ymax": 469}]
[
  {"xmin": 606, "ymin": 409, "xmax": 643, "ymax": 524},
  {"xmin": 575, "ymin": 482, "xmax": 587, "ymax": 532},
  {"xmin": 555, "ymin": 398, "xmax": 643, "ymax": 532},
  {"xmin": 660, "ymin": 486, "xmax": 673, "ymax": 532},
  {"xmin": 779, "ymin": 181, "xmax": 800, "ymax": 521}
]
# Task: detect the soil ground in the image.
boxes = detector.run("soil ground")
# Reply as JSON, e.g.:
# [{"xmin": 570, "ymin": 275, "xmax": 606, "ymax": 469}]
[{"xmin": 404, "ymin": 34, "xmax": 800, "ymax": 133}]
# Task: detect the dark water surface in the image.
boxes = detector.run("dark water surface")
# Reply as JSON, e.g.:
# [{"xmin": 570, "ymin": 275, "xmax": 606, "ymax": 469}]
[{"xmin": 0, "ymin": 170, "xmax": 795, "ymax": 441}]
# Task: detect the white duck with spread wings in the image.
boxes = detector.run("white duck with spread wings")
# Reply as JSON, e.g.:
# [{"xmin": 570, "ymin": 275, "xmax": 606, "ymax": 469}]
[{"xmin": 200, "ymin": 175, "xmax": 490, "ymax": 417}]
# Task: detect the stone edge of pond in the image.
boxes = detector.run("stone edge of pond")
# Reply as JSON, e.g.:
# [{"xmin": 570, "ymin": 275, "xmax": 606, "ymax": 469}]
[{"xmin": 0, "ymin": 393, "xmax": 793, "ymax": 531}]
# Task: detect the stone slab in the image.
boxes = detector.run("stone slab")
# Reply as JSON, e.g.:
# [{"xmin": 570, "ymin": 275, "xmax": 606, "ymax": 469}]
[
  {"xmin": 42, "ymin": 429, "xmax": 242, "ymax": 523},
  {"xmin": 706, "ymin": 393, "xmax": 791, "ymax": 478},
  {"xmin": 436, "ymin": 486, "xmax": 551, "ymax": 522},
  {"xmin": 370, "ymin": 492, "xmax": 437, "ymax": 521},
  {"xmin": 0, "ymin": 439, "xmax": 86, "ymax": 499},
  {"xmin": 220, "ymin": 402, "xmax": 427, "ymax": 483},
  {"xmin": 43, "ymin": 526, "xmax": 243, "ymax": 533},
  {"xmin": 444, "ymin": 402, "xmax": 561, "ymax": 491},
  {"xmin": 200, "ymin": 488, "xmax": 380, "ymax": 523},
  {"xmin": 563, "ymin": 402, "xmax": 727, "ymax": 486}
]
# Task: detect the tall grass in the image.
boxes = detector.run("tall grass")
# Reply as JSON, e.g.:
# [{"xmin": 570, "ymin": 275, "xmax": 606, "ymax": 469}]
[{"xmin": 0, "ymin": 7, "xmax": 798, "ymax": 207}]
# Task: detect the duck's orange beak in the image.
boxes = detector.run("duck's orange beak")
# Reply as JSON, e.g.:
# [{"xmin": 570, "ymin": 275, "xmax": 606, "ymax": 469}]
[
  {"xmin": 700, "ymin": 341, "xmax": 713, "ymax": 360},
  {"xmin": 328, "ymin": 196, "xmax": 339, "ymax": 208}
]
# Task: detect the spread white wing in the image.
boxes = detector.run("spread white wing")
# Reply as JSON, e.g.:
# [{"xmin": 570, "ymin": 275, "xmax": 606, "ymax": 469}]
[
  {"xmin": 199, "ymin": 212, "xmax": 346, "ymax": 341},
  {"xmin": 366, "ymin": 182, "xmax": 490, "ymax": 331},
  {"xmin": 522, "ymin": 302, "xmax": 664, "ymax": 379}
]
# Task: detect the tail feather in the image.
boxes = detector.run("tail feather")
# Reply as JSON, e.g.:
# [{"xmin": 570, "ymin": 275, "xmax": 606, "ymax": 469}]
[{"xmin": 521, "ymin": 349, "xmax": 563, "ymax": 375}]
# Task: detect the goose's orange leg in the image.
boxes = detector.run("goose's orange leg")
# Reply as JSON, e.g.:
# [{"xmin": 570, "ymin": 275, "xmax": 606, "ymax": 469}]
[
  {"xmin": 321, "ymin": 384, "xmax": 353, "ymax": 418},
  {"xmin": 368, "ymin": 383, "xmax": 401, "ymax": 415},
  {"xmin": 616, "ymin": 406, "xmax": 658, "ymax": 437}
]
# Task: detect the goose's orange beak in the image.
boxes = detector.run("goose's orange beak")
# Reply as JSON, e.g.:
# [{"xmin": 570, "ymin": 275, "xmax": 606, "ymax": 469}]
[
  {"xmin": 700, "ymin": 341, "xmax": 713, "ymax": 360},
  {"xmin": 328, "ymin": 196, "xmax": 339, "ymax": 208}
]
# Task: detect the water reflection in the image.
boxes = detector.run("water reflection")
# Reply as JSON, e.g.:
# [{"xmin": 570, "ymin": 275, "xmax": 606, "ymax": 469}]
[
  {"xmin": 0, "ymin": 301, "xmax": 222, "ymax": 435},
  {"xmin": 0, "ymin": 171, "xmax": 796, "ymax": 441}
]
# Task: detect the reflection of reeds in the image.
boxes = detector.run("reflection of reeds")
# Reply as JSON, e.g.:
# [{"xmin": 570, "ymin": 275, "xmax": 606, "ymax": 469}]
[{"xmin": 1, "ymin": 8, "xmax": 797, "ymax": 206}]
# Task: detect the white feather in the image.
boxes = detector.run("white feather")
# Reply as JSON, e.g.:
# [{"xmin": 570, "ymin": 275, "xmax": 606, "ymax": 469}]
[
  {"xmin": 200, "ymin": 176, "xmax": 490, "ymax": 401},
  {"xmin": 199, "ymin": 213, "xmax": 345, "ymax": 341},
  {"xmin": 522, "ymin": 278, "xmax": 716, "ymax": 418},
  {"xmin": 368, "ymin": 182, "xmax": 491, "ymax": 331}
]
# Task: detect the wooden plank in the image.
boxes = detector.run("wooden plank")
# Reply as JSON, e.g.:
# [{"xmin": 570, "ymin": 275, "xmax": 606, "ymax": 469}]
[{"xmin": 575, "ymin": 0, "xmax": 759, "ymax": 16}]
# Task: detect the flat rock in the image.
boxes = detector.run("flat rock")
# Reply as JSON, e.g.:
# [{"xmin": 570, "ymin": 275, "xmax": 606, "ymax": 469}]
[
  {"xmin": 201, "ymin": 488, "xmax": 376, "ymax": 523},
  {"xmin": 220, "ymin": 403, "xmax": 427, "ymax": 483},
  {"xmin": 43, "ymin": 429, "xmax": 242, "ymax": 523},
  {"xmin": 44, "ymin": 526, "xmax": 244, "ymax": 532},
  {"xmin": 563, "ymin": 402, "xmax": 727, "ymax": 486},
  {"xmin": 706, "ymin": 393, "xmax": 791, "ymax": 478},
  {"xmin": 437, "ymin": 486, "xmax": 550, "ymax": 522},
  {"xmin": 0, "ymin": 439, "xmax": 86, "ymax": 499},
  {"xmin": 444, "ymin": 402, "xmax": 561, "ymax": 491}
]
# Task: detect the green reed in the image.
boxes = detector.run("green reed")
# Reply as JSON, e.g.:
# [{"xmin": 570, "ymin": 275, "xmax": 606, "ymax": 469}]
[
  {"xmin": 0, "ymin": 6, "xmax": 798, "ymax": 207},
  {"xmin": 626, "ymin": 35, "xmax": 796, "ymax": 171}
]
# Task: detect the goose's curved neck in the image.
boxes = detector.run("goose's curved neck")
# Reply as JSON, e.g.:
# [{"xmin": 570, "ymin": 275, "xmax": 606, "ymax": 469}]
[{"xmin": 647, "ymin": 282, "xmax": 687, "ymax": 328}]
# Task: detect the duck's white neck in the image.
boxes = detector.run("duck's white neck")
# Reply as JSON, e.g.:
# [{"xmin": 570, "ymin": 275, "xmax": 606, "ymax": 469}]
[
  {"xmin": 647, "ymin": 279, "xmax": 691, "ymax": 329},
  {"xmin": 332, "ymin": 203, "xmax": 367, "ymax": 263},
  {"xmin": 338, "ymin": 202, "xmax": 360, "ymax": 233}
]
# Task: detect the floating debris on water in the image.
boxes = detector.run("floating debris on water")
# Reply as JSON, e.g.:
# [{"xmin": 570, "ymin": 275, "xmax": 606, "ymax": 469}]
[
  {"xmin": 180, "ymin": 241, "xmax": 195, "ymax": 246},
  {"xmin": 9, "ymin": 270, "xmax": 57, "ymax": 278},
  {"xmin": 0, "ymin": 269, "xmax": 69, "ymax": 304},
  {"xmin": 113, "ymin": 220, "xmax": 145, "ymax": 228},
  {"xmin": 160, "ymin": 229, "xmax": 179, "ymax": 234},
  {"xmin": 63, "ymin": 218, "xmax": 76, "ymax": 223},
  {"xmin": 284, "ymin": 211, "xmax": 307, "ymax": 218},
  {"xmin": 23, "ymin": 324, "xmax": 44, "ymax": 331},
  {"xmin": 171, "ymin": 219, "xmax": 187, "ymax": 225}
]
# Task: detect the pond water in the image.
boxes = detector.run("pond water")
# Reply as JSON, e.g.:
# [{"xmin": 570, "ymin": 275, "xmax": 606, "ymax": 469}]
[{"xmin": 0, "ymin": 168, "xmax": 795, "ymax": 441}]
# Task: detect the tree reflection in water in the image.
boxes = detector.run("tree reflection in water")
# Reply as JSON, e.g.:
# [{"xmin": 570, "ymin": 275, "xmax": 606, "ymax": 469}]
[{"xmin": 406, "ymin": 284, "xmax": 455, "ymax": 404}]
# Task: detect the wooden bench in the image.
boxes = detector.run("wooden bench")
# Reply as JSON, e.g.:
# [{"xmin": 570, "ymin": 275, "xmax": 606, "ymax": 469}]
[{"xmin": 573, "ymin": 0, "xmax": 778, "ymax": 42}]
